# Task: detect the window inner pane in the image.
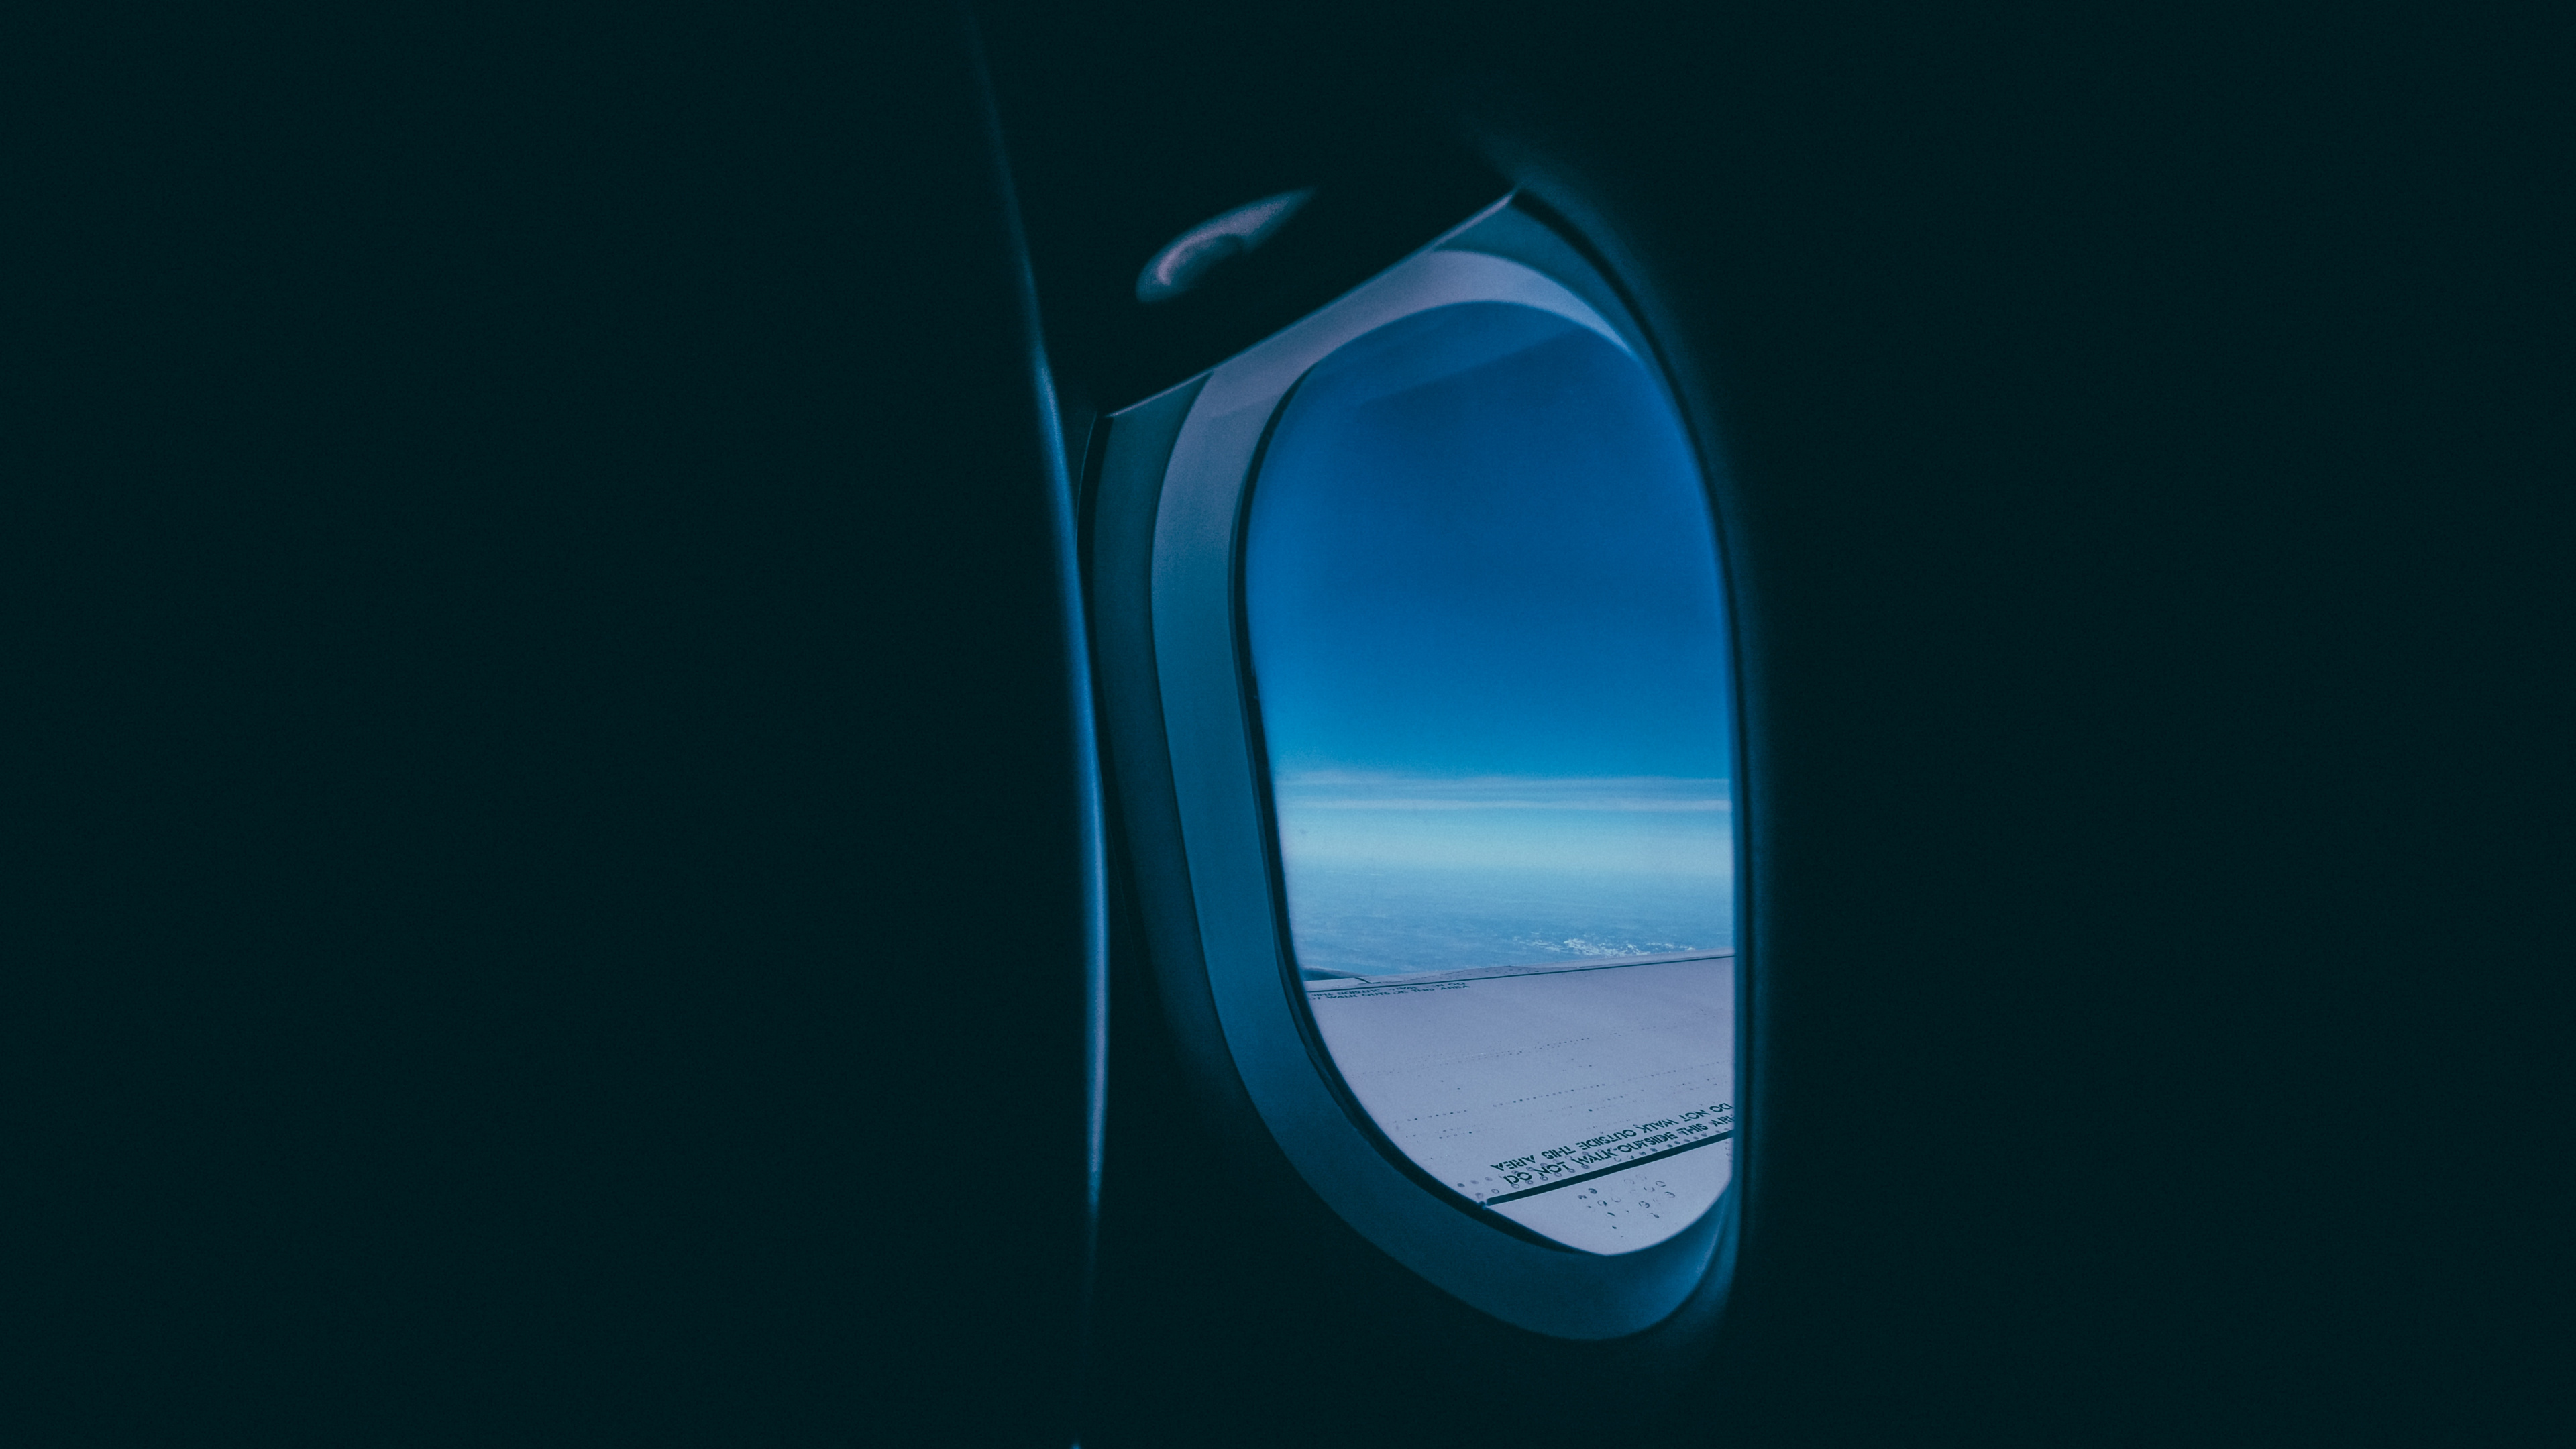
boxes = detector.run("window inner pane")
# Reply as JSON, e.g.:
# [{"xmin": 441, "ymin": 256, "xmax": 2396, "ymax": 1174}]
[{"xmin": 1243, "ymin": 299, "xmax": 1736, "ymax": 1254}]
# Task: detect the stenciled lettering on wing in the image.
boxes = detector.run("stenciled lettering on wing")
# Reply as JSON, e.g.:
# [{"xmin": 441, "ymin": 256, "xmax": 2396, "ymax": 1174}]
[{"xmin": 1480, "ymin": 1103, "xmax": 1733, "ymax": 1193}]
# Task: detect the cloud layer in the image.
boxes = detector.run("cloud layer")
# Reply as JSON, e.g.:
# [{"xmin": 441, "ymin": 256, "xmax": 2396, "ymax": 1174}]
[
  {"xmin": 1272, "ymin": 772, "xmax": 1733, "ymax": 877},
  {"xmin": 1275, "ymin": 771, "xmax": 1731, "ymax": 813}
]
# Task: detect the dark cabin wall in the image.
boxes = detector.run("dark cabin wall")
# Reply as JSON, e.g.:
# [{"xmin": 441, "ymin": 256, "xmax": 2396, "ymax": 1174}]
[
  {"xmin": 13, "ymin": 9, "xmax": 1093, "ymax": 1444},
  {"xmin": 985, "ymin": 3, "xmax": 2563, "ymax": 1444}
]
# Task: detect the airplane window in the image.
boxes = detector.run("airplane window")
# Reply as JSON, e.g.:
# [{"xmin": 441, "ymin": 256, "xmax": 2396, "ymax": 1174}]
[{"xmin": 1242, "ymin": 299, "xmax": 1736, "ymax": 1254}]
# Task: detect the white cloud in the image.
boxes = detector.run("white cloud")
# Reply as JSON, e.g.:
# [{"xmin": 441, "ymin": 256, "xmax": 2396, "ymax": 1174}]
[{"xmin": 1273, "ymin": 772, "xmax": 1731, "ymax": 814}]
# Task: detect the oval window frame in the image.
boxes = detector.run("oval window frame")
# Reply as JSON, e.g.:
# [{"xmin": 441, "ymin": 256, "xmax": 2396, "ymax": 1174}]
[{"xmin": 1140, "ymin": 196, "xmax": 1746, "ymax": 1339}]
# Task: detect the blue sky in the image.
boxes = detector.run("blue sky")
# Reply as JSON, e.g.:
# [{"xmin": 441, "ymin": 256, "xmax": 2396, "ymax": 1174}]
[
  {"xmin": 1243, "ymin": 301, "xmax": 1734, "ymax": 967},
  {"xmin": 1246, "ymin": 303, "xmax": 1729, "ymax": 780}
]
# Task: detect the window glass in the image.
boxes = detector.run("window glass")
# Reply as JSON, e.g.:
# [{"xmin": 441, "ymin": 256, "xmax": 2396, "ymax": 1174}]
[{"xmin": 1243, "ymin": 300, "xmax": 1736, "ymax": 1254}]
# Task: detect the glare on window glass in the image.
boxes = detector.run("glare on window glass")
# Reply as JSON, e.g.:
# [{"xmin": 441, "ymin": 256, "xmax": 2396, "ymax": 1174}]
[{"xmin": 1244, "ymin": 299, "xmax": 1736, "ymax": 1254}]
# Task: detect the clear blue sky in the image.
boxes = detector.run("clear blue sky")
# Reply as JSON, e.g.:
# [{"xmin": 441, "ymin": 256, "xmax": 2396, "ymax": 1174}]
[
  {"xmin": 1244, "ymin": 300, "xmax": 1735, "ymax": 969},
  {"xmin": 1245, "ymin": 300, "xmax": 1733, "ymax": 790}
]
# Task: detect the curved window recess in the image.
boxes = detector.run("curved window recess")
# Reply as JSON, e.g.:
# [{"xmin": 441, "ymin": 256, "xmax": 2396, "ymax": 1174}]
[{"xmin": 1134, "ymin": 195, "xmax": 1739, "ymax": 1339}]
